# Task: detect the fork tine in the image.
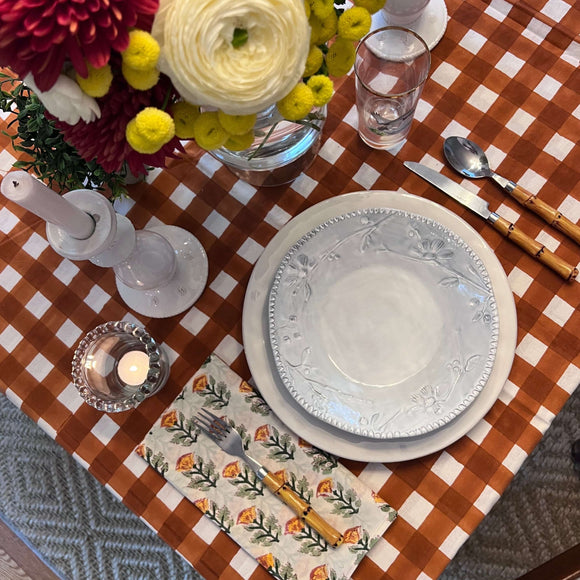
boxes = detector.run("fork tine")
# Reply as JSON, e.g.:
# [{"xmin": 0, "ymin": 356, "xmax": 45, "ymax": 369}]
[
  {"xmin": 193, "ymin": 416, "xmax": 223, "ymax": 442},
  {"xmin": 195, "ymin": 409, "xmax": 231, "ymax": 435},
  {"xmin": 194, "ymin": 413, "xmax": 219, "ymax": 432},
  {"xmin": 196, "ymin": 416, "xmax": 227, "ymax": 440},
  {"xmin": 193, "ymin": 415, "xmax": 212, "ymax": 431},
  {"xmin": 199, "ymin": 408, "xmax": 230, "ymax": 432}
]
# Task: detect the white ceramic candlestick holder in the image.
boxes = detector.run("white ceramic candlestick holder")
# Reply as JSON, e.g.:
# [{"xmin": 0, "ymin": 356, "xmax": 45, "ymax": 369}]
[{"xmin": 44, "ymin": 189, "xmax": 208, "ymax": 318}]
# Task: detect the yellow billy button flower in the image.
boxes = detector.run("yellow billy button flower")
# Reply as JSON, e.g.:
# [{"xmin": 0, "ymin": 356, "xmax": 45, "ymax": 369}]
[
  {"xmin": 304, "ymin": 46, "xmax": 324, "ymax": 77},
  {"xmin": 122, "ymin": 63, "xmax": 160, "ymax": 91},
  {"xmin": 310, "ymin": 0, "xmax": 334, "ymax": 19},
  {"xmin": 338, "ymin": 7, "xmax": 372, "ymax": 41},
  {"xmin": 307, "ymin": 75, "xmax": 334, "ymax": 107},
  {"xmin": 126, "ymin": 107, "xmax": 175, "ymax": 154},
  {"xmin": 76, "ymin": 63, "xmax": 113, "ymax": 98},
  {"xmin": 224, "ymin": 130, "xmax": 255, "ymax": 151},
  {"xmin": 122, "ymin": 30, "xmax": 161, "ymax": 70},
  {"xmin": 217, "ymin": 111, "xmax": 257, "ymax": 135},
  {"xmin": 171, "ymin": 101, "xmax": 201, "ymax": 139},
  {"xmin": 125, "ymin": 121, "xmax": 150, "ymax": 153},
  {"xmin": 304, "ymin": 0, "xmax": 311, "ymax": 18},
  {"xmin": 309, "ymin": 11, "xmax": 338, "ymax": 45},
  {"xmin": 193, "ymin": 112, "xmax": 230, "ymax": 150},
  {"xmin": 277, "ymin": 83, "xmax": 315, "ymax": 121},
  {"xmin": 326, "ymin": 37, "xmax": 356, "ymax": 77},
  {"xmin": 353, "ymin": 0, "xmax": 385, "ymax": 14}
]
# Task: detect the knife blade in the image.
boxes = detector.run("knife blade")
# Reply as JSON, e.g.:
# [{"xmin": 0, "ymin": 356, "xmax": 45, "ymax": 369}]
[{"xmin": 404, "ymin": 161, "xmax": 578, "ymax": 282}]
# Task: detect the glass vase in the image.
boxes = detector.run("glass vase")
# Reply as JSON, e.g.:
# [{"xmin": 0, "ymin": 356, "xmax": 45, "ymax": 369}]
[{"xmin": 210, "ymin": 105, "xmax": 326, "ymax": 187}]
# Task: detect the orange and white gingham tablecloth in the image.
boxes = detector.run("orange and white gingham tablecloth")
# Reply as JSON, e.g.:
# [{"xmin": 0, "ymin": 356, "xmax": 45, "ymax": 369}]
[{"xmin": 0, "ymin": 0, "xmax": 579, "ymax": 578}]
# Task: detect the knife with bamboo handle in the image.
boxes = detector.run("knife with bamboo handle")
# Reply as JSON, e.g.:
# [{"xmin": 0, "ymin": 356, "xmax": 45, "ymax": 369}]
[
  {"xmin": 404, "ymin": 161, "xmax": 579, "ymax": 282},
  {"xmin": 495, "ymin": 179, "xmax": 580, "ymax": 247}
]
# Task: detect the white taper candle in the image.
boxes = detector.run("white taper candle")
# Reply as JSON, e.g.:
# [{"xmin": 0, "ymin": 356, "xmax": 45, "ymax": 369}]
[{"xmin": 0, "ymin": 170, "xmax": 95, "ymax": 239}]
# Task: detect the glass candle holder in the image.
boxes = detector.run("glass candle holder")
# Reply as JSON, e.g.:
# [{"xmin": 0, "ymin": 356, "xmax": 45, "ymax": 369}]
[{"xmin": 71, "ymin": 321, "xmax": 170, "ymax": 412}]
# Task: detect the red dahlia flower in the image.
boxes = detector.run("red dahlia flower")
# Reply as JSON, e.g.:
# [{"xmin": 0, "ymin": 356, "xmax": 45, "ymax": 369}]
[
  {"xmin": 0, "ymin": 0, "xmax": 159, "ymax": 91},
  {"xmin": 52, "ymin": 73, "xmax": 183, "ymax": 177}
]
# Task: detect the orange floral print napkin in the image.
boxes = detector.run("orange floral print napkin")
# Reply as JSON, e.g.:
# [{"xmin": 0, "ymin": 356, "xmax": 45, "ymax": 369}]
[{"xmin": 136, "ymin": 354, "xmax": 397, "ymax": 580}]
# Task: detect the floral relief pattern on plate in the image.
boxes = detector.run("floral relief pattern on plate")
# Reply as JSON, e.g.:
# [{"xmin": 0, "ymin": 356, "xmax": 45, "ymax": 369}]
[{"xmin": 268, "ymin": 208, "xmax": 499, "ymax": 439}]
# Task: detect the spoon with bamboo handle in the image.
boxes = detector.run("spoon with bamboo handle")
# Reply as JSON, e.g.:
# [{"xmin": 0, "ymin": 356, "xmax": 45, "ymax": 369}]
[{"xmin": 444, "ymin": 136, "xmax": 580, "ymax": 246}]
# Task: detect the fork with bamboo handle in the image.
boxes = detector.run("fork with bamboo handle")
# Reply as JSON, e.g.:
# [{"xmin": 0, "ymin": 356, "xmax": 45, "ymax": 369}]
[{"xmin": 194, "ymin": 408, "xmax": 344, "ymax": 548}]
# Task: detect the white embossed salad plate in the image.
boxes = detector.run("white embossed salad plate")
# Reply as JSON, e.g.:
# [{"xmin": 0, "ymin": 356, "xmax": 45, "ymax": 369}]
[
  {"xmin": 268, "ymin": 208, "xmax": 499, "ymax": 439},
  {"xmin": 242, "ymin": 191, "xmax": 517, "ymax": 462}
]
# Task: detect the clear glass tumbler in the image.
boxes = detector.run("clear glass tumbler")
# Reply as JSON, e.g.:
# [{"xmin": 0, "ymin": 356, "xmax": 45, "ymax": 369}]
[{"xmin": 354, "ymin": 27, "xmax": 430, "ymax": 150}]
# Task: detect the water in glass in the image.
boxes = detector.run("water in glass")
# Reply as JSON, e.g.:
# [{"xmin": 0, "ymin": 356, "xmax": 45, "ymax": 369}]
[{"xmin": 355, "ymin": 27, "xmax": 430, "ymax": 150}]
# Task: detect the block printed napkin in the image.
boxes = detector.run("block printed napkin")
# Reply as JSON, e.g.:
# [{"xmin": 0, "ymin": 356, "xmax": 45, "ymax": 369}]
[{"xmin": 136, "ymin": 354, "xmax": 397, "ymax": 580}]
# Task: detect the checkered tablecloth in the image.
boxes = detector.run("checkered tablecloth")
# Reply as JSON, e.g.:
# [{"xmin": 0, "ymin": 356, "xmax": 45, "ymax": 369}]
[{"xmin": 0, "ymin": 0, "xmax": 579, "ymax": 578}]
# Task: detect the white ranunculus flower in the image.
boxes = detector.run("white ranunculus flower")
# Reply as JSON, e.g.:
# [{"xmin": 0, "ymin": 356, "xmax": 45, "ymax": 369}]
[
  {"xmin": 152, "ymin": 0, "xmax": 310, "ymax": 115},
  {"xmin": 24, "ymin": 74, "xmax": 101, "ymax": 125}
]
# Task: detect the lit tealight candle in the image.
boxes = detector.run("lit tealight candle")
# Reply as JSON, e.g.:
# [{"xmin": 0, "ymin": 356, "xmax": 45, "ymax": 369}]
[{"xmin": 117, "ymin": 350, "xmax": 150, "ymax": 386}]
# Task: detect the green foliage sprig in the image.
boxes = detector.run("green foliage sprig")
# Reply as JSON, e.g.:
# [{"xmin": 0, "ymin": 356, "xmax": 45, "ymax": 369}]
[
  {"xmin": 0, "ymin": 73, "xmax": 126, "ymax": 200},
  {"xmin": 184, "ymin": 456, "xmax": 219, "ymax": 490},
  {"xmin": 229, "ymin": 464, "xmax": 265, "ymax": 499},
  {"xmin": 324, "ymin": 482, "xmax": 361, "ymax": 516},
  {"xmin": 293, "ymin": 523, "xmax": 328, "ymax": 556},
  {"xmin": 141, "ymin": 447, "xmax": 169, "ymax": 476},
  {"xmin": 244, "ymin": 509, "xmax": 281, "ymax": 546},
  {"xmin": 198, "ymin": 375, "xmax": 231, "ymax": 408},
  {"xmin": 165, "ymin": 411, "xmax": 198, "ymax": 446},
  {"xmin": 205, "ymin": 500, "xmax": 234, "ymax": 533},
  {"xmin": 261, "ymin": 426, "xmax": 296, "ymax": 462},
  {"xmin": 304, "ymin": 447, "xmax": 338, "ymax": 474}
]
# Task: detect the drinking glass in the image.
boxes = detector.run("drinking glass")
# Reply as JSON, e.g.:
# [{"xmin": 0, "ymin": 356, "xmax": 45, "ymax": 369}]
[{"xmin": 354, "ymin": 27, "xmax": 430, "ymax": 150}]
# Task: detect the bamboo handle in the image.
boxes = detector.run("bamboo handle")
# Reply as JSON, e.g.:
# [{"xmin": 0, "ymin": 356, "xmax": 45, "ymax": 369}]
[
  {"xmin": 493, "ymin": 216, "xmax": 578, "ymax": 281},
  {"xmin": 262, "ymin": 472, "xmax": 344, "ymax": 548},
  {"xmin": 508, "ymin": 184, "xmax": 580, "ymax": 246}
]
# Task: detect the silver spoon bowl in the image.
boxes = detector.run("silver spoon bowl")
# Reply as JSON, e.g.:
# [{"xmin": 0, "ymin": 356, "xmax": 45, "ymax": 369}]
[
  {"xmin": 443, "ymin": 135, "xmax": 580, "ymax": 246},
  {"xmin": 443, "ymin": 136, "xmax": 507, "ymax": 184}
]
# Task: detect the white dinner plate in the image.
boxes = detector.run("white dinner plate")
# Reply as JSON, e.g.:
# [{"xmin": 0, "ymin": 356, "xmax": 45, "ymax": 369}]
[
  {"xmin": 242, "ymin": 191, "xmax": 517, "ymax": 462},
  {"xmin": 268, "ymin": 208, "xmax": 499, "ymax": 439}
]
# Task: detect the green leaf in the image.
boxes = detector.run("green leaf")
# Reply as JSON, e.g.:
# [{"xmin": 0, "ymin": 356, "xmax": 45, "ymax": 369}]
[
  {"xmin": 232, "ymin": 27, "xmax": 249, "ymax": 49},
  {"xmin": 0, "ymin": 74, "xmax": 128, "ymax": 201}
]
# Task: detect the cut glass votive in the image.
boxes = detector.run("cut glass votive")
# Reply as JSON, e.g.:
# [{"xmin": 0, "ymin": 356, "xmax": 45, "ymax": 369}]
[{"xmin": 71, "ymin": 321, "xmax": 170, "ymax": 412}]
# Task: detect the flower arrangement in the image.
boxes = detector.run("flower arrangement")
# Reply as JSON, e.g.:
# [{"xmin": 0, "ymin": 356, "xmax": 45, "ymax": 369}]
[
  {"xmin": 0, "ymin": 72, "xmax": 127, "ymax": 198},
  {"xmin": 0, "ymin": 0, "xmax": 384, "ymax": 181}
]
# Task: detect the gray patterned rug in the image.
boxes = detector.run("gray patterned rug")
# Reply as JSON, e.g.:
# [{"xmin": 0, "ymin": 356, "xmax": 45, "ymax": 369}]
[
  {"xmin": 0, "ymin": 386, "xmax": 578, "ymax": 580},
  {"xmin": 441, "ymin": 386, "xmax": 580, "ymax": 579},
  {"xmin": 0, "ymin": 394, "xmax": 203, "ymax": 580}
]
